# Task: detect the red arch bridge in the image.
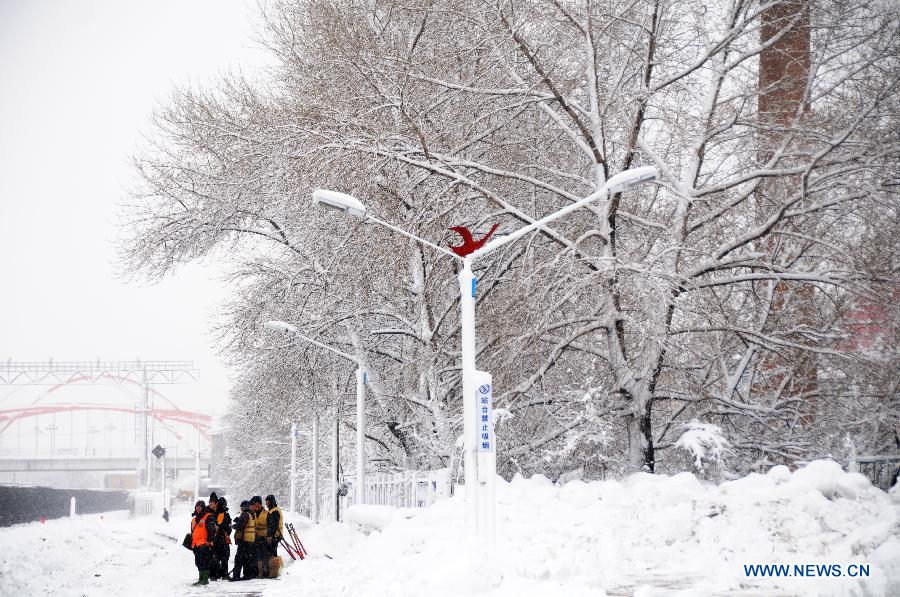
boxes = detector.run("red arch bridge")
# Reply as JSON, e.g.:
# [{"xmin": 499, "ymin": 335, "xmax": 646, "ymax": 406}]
[{"xmin": 0, "ymin": 360, "xmax": 212, "ymax": 479}]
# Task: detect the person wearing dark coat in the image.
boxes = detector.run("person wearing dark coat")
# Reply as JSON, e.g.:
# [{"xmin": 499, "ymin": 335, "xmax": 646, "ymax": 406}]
[
  {"xmin": 231, "ymin": 500, "xmax": 255, "ymax": 581},
  {"xmin": 211, "ymin": 497, "xmax": 232, "ymax": 581},
  {"xmin": 264, "ymin": 495, "xmax": 284, "ymax": 558},
  {"xmin": 189, "ymin": 500, "xmax": 217, "ymax": 586},
  {"xmin": 206, "ymin": 497, "xmax": 219, "ymax": 578}
]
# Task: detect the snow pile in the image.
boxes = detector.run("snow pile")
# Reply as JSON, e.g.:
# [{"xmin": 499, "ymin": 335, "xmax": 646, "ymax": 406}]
[
  {"xmin": 1, "ymin": 462, "xmax": 896, "ymax": 596},
  {"xmin": 272, "ymin": 460, "xmax": 899, "ymax": 597},
  {"xmin": 342, "ymin": 504, "xmax": 413, "ymax": 533},
  {"xmin": 0, "ymin": 510, "xmax": 198, "ymax": 596}
]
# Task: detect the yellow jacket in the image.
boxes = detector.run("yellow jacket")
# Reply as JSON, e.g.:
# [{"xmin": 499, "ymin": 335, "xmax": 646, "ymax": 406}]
[
  {"xmin": 254, "ymin": 509, "xmax": 268, "ymax": 542},
  {"xmin": 241, "ymin": 510, "xmax": 256, "ymax": 543},
  {"xmin": 268, "ymin": 506, "xmax": 284, "ymax": 540}
]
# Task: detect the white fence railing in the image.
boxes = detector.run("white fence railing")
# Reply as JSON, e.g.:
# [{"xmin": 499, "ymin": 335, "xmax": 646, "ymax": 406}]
[{"xmin": 315, "ymin": 468, "xmax": 452, "ymax": 520}]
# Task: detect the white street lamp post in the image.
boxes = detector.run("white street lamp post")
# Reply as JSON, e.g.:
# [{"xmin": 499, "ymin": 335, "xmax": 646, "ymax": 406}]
[
  {"xmin": 289, "ymin": 422, "xmax": 297, "ymax": 514},
  {"xmin": 311, "ymin": 415, "xmax": 320, "ymax": 523},
  {"xmin": 263, "ymin": 320, "xmax": 368, "ymax": 509},
  {"xmin": 355, "ymin": 367, "xmax": 366, "ymax": 506},
  {"xmin": 312, "ymin": 166, "xmax": 658, "ymax": 547}
]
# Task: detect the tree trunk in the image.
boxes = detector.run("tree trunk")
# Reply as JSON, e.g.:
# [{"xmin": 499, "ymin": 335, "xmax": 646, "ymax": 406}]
[{"xmin": 626, "ymin": 394, "xmax": 655, "ymax": 473}]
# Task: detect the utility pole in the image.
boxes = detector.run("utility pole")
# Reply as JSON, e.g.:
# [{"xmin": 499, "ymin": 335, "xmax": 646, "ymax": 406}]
[
  {"xmin": 333, "ymin": 409, "xmax": 340, "ymax": 522},
  {"xmin": 143, "ymin": 365, "xmax": 150, "ymax": 487},
  {"xmin": 47, "ymin": 414, "xmax": 58, "ymax": 456},
  {"xmin": 194, "ymin": 413, "xmax": 200, "ymax": 503}
]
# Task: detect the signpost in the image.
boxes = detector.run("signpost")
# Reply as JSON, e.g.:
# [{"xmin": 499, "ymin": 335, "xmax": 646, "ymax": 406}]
[{"xmin": 473, "ymin": 372, "xmax": 495, "ymax": 548}]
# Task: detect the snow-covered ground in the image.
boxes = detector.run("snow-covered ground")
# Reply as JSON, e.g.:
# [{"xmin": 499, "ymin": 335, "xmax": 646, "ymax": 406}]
[
  {"xmin": 2, "ymin": 460, "xmax": 898, "ymax": 596},
  {"xmin": 0, "ymin": 508, "xmax": 274, "ymax": 597}
]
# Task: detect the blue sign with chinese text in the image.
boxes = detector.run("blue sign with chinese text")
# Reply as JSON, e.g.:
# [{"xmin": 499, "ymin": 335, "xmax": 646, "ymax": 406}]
[{"xmin": 475, "ymin": 371, "xmax": 494, "ymax": 453}]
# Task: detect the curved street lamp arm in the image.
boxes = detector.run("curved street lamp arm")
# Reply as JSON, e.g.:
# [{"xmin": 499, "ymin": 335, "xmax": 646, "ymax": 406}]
[
  {"xmin": 263, "ymin": 320, "xmax": 360, "ymax": 365},
  {"xmin": 366, "ymin": 214, "xmax": 463, "ymax": 262},
  {"xmin": 471, "ymin": 166, "xmax": 658, "ymax": 259}
]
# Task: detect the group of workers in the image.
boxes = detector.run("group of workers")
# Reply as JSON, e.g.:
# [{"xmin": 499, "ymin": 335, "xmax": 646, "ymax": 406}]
[{"xmin": 188, "ymin": 492, "xmax": 284, "ymax": 585}]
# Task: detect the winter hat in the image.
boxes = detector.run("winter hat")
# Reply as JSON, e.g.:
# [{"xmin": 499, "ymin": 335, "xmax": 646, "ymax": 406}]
[
  {"xmin": 265, "ymin": 494, "xmax": 276, "ymax": 505},
  {"xmin": 209, "ymin": 491, "xmax": 218, "ymax": 503},
  {"xmin": 240, "ymin": 500, "xmax": 250, "ymax": 508},
  {"xmin": 250, "ymin": 495, "xmax": 262, "ymax": 504},
  {"xmin": 219, "ymin": 497, "xmax": 228, "ymax": 510}
]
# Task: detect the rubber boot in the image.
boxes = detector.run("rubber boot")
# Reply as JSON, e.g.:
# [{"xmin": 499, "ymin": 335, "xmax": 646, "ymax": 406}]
[
  {"xmin": 199, "ymin": 570, "xmax": 209, "ymax": 586},
  {"xmin": 192, "ymin": 571, "xmax": 203, "ymax": 586}
]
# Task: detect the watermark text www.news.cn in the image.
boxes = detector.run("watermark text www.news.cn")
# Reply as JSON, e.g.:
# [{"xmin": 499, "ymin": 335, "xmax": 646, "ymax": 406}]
[{"xmin": 743, "ymin": 563, "xmax": 870, "ymax": 578}]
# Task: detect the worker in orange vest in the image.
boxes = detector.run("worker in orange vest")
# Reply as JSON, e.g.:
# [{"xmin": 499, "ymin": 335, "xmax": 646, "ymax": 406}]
[{"xmin": 190, "ymin": 500, "xmax": 217, "ymax": 586}]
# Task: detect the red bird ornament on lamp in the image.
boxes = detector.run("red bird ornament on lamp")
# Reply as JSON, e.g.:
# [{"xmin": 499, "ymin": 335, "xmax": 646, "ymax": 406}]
[{"xmin": 448, "ymin": 223, "xmax": 500, "ymax": 257}]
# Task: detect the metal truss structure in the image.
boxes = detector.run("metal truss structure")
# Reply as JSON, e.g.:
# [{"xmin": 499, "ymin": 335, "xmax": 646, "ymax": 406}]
[{"xmin": 0, "ymin": 360, "xmax": 199, "ymax": 386}]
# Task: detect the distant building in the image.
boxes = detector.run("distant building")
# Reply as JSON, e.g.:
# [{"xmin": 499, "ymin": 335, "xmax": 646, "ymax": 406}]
[
  {"xmin": 837, "ymin": 292, "xmax": 897, "ymax": 355},
  {"xmin": 104, "ymin": 473, "xmax": 138, "ymax": 489}
]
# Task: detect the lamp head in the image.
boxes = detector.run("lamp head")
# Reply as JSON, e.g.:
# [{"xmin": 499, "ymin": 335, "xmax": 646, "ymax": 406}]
[
  {"xmin": 312, "ymin": 189, "xmax": 367, "ymax": 219},
  {"xmin": 606, "ymin": 166, "xmax": 658, "ymax": 194}
]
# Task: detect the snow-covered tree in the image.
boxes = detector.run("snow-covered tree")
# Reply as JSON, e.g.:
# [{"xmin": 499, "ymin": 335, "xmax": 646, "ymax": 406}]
[
  {"xmin": 121, "ymin": 0, "xmax": 899, "ymax": 487},
  {"xmin": 676, "ymin": 420, "xmax": 731, "ymax": 478}
]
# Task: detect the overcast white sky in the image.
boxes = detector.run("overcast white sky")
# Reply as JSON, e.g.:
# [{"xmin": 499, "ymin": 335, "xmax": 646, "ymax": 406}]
[{"xmin": 0, "ymin": 0, "xmax": 268, "ymax": 418}]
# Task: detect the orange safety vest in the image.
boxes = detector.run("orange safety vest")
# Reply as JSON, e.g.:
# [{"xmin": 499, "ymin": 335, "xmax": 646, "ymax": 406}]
[{"xmin": 191, "ymin": 513, "xmax": 211, "ymax": 548}]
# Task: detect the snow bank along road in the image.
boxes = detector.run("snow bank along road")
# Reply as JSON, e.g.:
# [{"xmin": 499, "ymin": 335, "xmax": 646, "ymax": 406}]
[{"xmin": 1, "ymin": 460, "xmax": 897, "ymax": 596}]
